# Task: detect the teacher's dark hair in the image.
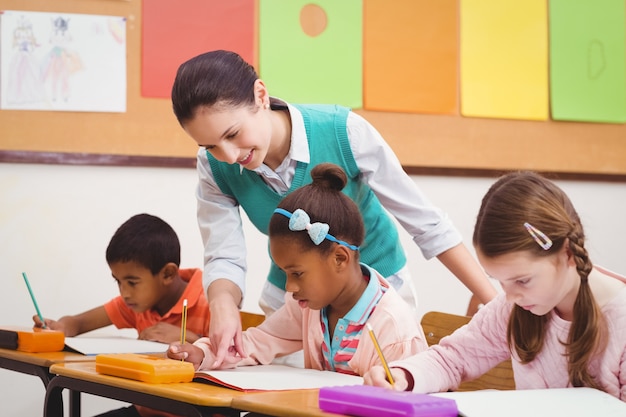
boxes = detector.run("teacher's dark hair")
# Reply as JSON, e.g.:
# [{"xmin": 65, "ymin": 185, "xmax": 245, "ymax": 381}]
[{"xmin": 171, "ymin": 50, "xmax": 258, "ymax": 124}]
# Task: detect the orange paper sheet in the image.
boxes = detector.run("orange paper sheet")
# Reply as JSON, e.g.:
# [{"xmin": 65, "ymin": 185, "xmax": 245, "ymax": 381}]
[{"xmin": 363, "ymin": 0, "xmax": 458, "ymax": 114}]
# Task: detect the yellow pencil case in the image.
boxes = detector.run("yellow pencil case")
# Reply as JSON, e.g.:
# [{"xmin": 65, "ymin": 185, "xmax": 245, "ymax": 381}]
[
  {"xmin": 96, "ymin": 353, "xmax": 195, "ymax": 384},
  {"xmin": 0, "ymin": 326, "xmax": 65, "ymax": 352}
]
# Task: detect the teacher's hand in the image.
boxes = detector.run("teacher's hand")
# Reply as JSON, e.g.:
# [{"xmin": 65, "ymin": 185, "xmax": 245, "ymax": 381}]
[{"xmin": 207, "ymin": 280, "xmax": 246, "ymax": 368}]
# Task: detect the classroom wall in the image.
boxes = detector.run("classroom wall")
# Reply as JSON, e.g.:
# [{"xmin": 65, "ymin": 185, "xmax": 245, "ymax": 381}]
[
  {"xmin": 1, "ymin": 162, "xmax": 625, "ymax": 415},
  {"xmin": 3, "ymin": 0, "xmax": 626, "ymax": 176}
]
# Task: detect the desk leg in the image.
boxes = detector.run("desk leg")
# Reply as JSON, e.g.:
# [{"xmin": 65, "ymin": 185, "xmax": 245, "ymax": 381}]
[
  {"xmin": 44, "ymin": 378, "xmax": 65, "ymax": 417},
  {"xmin": 70, "ymin": 390, "xmax": 81, "ymax": 417}
]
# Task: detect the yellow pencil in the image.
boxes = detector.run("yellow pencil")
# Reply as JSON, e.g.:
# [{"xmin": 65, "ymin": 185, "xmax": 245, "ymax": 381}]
[
  {"xmin": 180, "ymin": 299, "xmax": 188, "ymax": 346},
  {"xmin": 366, "ymin": 323, "xmax": 394, "ymax": 386}
]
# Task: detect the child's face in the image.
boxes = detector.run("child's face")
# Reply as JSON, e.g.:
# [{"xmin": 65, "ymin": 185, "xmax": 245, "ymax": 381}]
[
  {"xmin": 477, "ymin": 248, "xmax": 579, "ymax": 319},
  {"xmin": 109, "ymin": 260, "xmax": 168, "ymax": 313},
  {"xmin": 183, "ymin": 104, "xmax": 272, "ymax": 171},
  {"xmin": 270, "ymin": 237, "xmax": 345, "ymax": 311}
]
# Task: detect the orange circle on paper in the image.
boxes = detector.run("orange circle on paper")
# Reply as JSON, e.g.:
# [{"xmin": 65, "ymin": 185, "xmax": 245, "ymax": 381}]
[{"xmin": 300, "ymin": 4, "xmax": 327, "ymax": 37}]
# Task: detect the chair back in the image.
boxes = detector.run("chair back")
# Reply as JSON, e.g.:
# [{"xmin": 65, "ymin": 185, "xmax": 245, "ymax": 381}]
[
  {"xmin": 420, "ymin": 311, "xmax": 515, "ymax": 391},
  {"xmin": 240, "ymin": 311, "xmax": 265, "ymax": 330}
]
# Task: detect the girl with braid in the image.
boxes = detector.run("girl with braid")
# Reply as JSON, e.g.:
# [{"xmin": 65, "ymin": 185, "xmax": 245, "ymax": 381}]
[{"xmin": 365, "ymin": 171, "xmax": 626, "ymax": 401}]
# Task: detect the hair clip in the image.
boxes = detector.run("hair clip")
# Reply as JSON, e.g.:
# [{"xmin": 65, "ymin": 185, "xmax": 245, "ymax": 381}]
[
  {"xmin": 523, "ymin": 222, "xmax": 552, "ymax": 250},
  {"xmin": 274, "ymin": 208, "xmax": 359, "ymax": 251}
]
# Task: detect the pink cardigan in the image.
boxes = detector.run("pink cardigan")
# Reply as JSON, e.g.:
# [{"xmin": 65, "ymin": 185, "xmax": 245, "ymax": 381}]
[
  {"xmin": 196, "ymin": 273, "xmax": 427, "ymax": 376},
  {"xmin": 392, "ymin": 272, "xmax": 626, "ymax": 401}
]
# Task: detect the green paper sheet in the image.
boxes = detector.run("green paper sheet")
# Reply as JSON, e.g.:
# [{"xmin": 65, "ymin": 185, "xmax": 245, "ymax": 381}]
[
  {"xmin": 259, "ymin": 0, "xmax": 362, "ymax": 107},
  {"xmin": 550, "ymin": 0, "xmax": 626, "ymax": 123}
]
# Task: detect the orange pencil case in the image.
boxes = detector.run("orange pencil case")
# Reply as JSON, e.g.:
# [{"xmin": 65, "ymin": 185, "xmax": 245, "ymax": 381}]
[
  {"xmin": 0, "ymin": 326, "xmax": 65, "ymax": 353},
  {"xmin": 96, "ymin": 353, "xmax": 195, "ymax": 384}
]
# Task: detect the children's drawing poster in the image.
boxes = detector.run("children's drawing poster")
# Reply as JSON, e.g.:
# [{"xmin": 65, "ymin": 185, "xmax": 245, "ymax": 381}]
[
  {"xmin": 0, "ymin": 10, "xmax": 126, "ymax": 112},
  {"xmin": 459, "ymin": 0, "xmax": 549, "ymax": 121},
  {"xmin": 549, "ymin": 0, "xmax": 626, "ymax": 123},
  {"xmin": 258, "ymin": 0, "xmax": 362, "ymax": 108},
  {"xmin": 363, "ymin": 0, "xmax": 458, "ymax": 115},
  {"xmin": 141, "ymin": 0, "xmax": 256, "ymax": 99}
]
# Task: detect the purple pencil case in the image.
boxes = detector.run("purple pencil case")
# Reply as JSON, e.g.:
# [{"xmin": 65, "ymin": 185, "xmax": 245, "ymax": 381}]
[{"xmin": 319, "ymin": 385, "xmax": 458, "ymax": 417}]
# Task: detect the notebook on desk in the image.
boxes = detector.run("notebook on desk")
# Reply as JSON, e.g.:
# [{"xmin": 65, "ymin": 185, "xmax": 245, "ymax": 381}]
[
  {"xmin": 433, "ymin": 387, "xmax": 626, "ymax": 417},
  {"xmin": 194, "ymin": 364, "xmax": 364, "ymax": 391},
  {"xmin": 64, "ymin": 336, "xmax": 169, "ymax": 356}
]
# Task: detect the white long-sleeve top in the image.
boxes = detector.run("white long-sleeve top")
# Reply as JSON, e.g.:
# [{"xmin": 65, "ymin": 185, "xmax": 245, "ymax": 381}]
[{"xmin": 196, "ymin": 100, "xmax": 462, "ymax": 296}]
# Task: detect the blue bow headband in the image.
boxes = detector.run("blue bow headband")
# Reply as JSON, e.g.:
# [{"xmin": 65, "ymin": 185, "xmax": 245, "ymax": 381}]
[{"xmin": 273, "ymin": 208, "xmax": 359, "ymax": 251}]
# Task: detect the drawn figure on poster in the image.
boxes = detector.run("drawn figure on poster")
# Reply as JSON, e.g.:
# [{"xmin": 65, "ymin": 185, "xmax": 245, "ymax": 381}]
[
  {"xmin": 6, "ymin": 16, "xmax": 44, "ymax": 105},
  {"xmin": 42, "ymin": 16, "xmax": 83, "ymax": 102}
]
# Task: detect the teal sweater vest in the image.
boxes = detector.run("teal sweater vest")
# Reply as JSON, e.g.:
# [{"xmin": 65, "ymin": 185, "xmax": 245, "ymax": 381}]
[{"xmin": 207, "ymin": 104, "xmax": 406, "ymax": 289}]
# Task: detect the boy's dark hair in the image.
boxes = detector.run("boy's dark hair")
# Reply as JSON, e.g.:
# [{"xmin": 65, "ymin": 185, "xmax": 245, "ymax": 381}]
[{"xmin": 106, "ymin": 214, "xmax": 180, "ymax": 275}]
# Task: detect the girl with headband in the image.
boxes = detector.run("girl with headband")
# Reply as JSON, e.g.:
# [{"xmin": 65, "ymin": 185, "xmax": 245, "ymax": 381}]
[{"xmin": 168, "ymin": 163, "xmax": 427, "ymax": 374}]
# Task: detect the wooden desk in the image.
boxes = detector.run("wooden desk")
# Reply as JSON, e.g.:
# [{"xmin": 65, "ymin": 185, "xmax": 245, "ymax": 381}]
[
  {"xmin": 0, "ymin": 348, "xmax": 94, "ymax": 417},
  {"xmin": 0, "ymin": 347, "xmax": 92, "ymax": 386},
  {"xmin": 45, "ymin": 362, "xmax": 247, "ymax": 417},
  {"xmin": 232, "ymin": 389, "xmax": 341, "ymax": 417}
]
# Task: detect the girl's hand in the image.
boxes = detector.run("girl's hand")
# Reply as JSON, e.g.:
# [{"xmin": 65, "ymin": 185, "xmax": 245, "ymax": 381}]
[
  {"xmin": 363, "ymin": 366, "xmax": 410, "ymax": 391},
  {"xmin": 167, "ymin": 341, "xmax": 241, "ymax": 370},
  {"xmin": 213, "ymin": 345, "xmax": 243, "ymax": 370},
  {"xmin": 167, "ymin": 342, "xmax": 205, "ymax": 370}
]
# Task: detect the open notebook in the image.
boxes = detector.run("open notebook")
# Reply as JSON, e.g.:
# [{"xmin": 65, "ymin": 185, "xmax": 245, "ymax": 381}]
[
  {"xmin": 64, "ymin": 336, "xmax": 169, "ymax": 356},
  {"xmin": 433, "ymin": 387, "xmax": 626, "ymax": 417},
  {"xmin": 194, "ymin": 364, "xmax": 364, "ymax": 391}
]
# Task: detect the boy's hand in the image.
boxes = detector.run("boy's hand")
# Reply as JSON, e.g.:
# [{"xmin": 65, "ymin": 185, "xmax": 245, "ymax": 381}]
[
  {"xmin": 32, "ymin": 315, "xmax": 65, "ymax": 333},
  {"xmin": 363, "ymin": 366, "xmax": 410, "ymax": 391},
  {"xmin": 167, "ymin": 342, "xmax": 205, "ymax": 369},
  {"xmin": 140, "ymin": 322, "xmax": 198, "ymax": 344},
  {"xmin": 32, "ymin": 307, "xmax": 110, "ymax": 337}
]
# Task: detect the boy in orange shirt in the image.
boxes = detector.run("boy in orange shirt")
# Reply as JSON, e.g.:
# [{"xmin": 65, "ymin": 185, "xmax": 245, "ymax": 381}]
[{"xmin": 34, "ymin": 213, "xmax": 210, "ymax": 417}]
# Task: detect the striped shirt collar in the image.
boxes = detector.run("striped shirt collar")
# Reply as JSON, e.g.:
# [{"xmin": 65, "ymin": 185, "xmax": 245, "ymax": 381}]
[{"xmin": 343, "ymin": 264, "xmax": 386, "ymax": 324}]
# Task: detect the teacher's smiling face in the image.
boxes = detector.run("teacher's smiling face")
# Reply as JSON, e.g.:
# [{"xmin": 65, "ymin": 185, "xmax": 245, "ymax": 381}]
[{"xmin": 183, "ymin": 103, "xmax": 272, "ymax": 171}]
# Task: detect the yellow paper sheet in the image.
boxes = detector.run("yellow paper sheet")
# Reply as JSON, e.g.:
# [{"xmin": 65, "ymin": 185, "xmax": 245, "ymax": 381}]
[{"xmin": 460, "ymin": 0, "xmax": 549, "ymax": 121}]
